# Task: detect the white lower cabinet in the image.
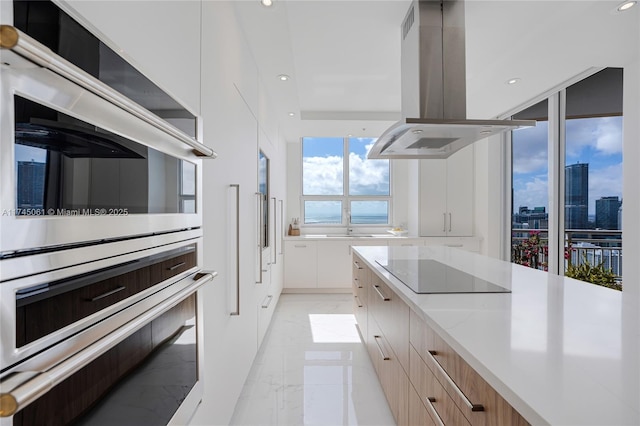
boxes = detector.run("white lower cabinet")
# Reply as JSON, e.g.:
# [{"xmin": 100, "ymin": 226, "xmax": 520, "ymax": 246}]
[{"xmin": 283, "ymin": 240, "xmax": 317, "ymax": 288}]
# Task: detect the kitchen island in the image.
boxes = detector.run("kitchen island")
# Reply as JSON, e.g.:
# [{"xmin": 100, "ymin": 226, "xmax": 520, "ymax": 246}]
[{"xmin": 353, "ymin": 245, "xmax": 639, "ymax": 425}]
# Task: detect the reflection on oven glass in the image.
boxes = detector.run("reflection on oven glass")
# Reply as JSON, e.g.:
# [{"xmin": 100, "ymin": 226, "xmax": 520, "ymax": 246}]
[
  {"xmin": 14, "ymin": 95, "xmax": 197, "ymax": 216},
  {"xmin": 74, "ymin": 321, "xmax": 197, "ymax": 425}
]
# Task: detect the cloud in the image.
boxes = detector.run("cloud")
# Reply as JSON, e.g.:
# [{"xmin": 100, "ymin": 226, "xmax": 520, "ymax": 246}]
[
  {"xmin": 566, "ymin": 116, "xmax": 623, "ymax": 157},
  {"xmin": 303, "ymin": 141, "xmax": 389, "ymax": 196},
  {"xmin": 594, "ymin": 117, "xmax": 623, "ymax": 155},
  {"xmin": 588, "ymin": 162, "xmax": 623, "ymax": 214},
  {"xmin": 512, "ymin": 123, "xmax": 548, "ymax": 175},
  {"xmin": 513, "ymin": 175, "xmax": 548, "ymax": 210},
  {"xmin": 348, "ymin": 151, "xmax": 389, "ymax": 195},
  {"xmin": 303, "ymin": 155, "xmax": 343, "ymax": 195}
]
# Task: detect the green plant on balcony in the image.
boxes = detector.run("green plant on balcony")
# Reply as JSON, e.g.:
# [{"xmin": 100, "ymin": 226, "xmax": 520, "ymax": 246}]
[{"xmin": 565, "ymin": 253, "xmax": 621, "ymax": 291}]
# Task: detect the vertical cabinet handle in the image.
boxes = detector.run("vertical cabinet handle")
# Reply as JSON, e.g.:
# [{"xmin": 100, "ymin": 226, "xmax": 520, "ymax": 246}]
[
  {"xmin": 256, "ymin": 192, "xmax": 263, "ymax": 284},
  {"xmin": 449, "ymin": 212, "xmax": 452, "ymax": 232},
  {"xmin": 261, "ymin": 295, "xmax": 273, "ymax": 309},
  {"xmin": 271, "ymin": 197, "xmax": 277, "ymax": 265},
  {"xmin": 230, "ymin": 184, "xmax": 240, "ymax": 316},
  {"xmin": 278, "ymin": 199, "xmax": 284, "ymax": 255},
  {"xmin": 443, "ymin": 213, "xmax": 447, "ymax": 232},
  {"xmin": 424, "ymin": 397, "xmax": 445, "ymax": 426}
]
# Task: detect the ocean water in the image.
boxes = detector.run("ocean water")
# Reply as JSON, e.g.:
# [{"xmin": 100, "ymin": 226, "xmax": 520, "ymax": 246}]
[{"xmin": 305, "ymin": 214, "xmax": 388, "ymax": 224}]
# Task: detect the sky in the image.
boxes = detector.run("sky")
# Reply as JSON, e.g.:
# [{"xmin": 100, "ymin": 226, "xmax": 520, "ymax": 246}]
[
  {"xmin": 512, "ymin": 116, "xmax": 623, "ymax": 216},
  {"xmin": 302, "ymin": 137, "xmax": 389, "ymax": 197}
]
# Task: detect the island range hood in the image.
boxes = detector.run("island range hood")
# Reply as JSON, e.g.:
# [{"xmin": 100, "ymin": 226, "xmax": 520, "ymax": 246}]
[{"xmin": 368, "ymin": 0, "xmax": 535, "ymax": 159}]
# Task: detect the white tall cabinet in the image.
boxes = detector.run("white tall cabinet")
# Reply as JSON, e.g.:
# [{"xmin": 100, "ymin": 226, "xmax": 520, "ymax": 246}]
[
  {"xmin": 63, "ymin": 2, "xmax": 287, "ymax": 424},
  {"xmin": 419, "ymin": 145, "xmax": 474, "ymax": 236}
]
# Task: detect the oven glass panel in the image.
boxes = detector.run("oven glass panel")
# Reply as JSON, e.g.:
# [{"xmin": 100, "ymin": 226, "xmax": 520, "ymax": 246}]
[
  {"xmin": 14, "ymin": 96, "xmax": 196, "ymax": 215},
  {"xmin": 74, "ymin": 321, "xmax": 197, "ymax": 426}
]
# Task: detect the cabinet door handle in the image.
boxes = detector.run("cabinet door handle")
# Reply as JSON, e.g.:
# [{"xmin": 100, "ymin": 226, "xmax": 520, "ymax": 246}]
[
  {"xmin": 271, "ymin": 197, "xmax": 277, "ymax": 265},
  {"xmin": 230, "ymin": 184, "xmax": 241, "ymax": 316},
  {"xmin": 354, "ymin": 295, "xmax": 363, "ymax": 308},
  {"xmin": 443, "ymin": 213, "xmax": 447, "ymax": 232},
  {"xmin": 354, "ymin": 277, "xmax": 362, "ymax": 289},
  {"xmin": 449, "ymin": 212, "xmax": 452, "ymax": 232},
  {"xmin": 256, "ymin": 192, "xmax": 263, "ymax": 284},
  {"xmin": 278, "ymin": 200, "xmax": 284, "ymax": 255},
  {"xmin": 167, "ymin": 261, "xmax": 186, "ymax": 271},
  {"xmin": 373, "ymin": 335, "xmax": 390, "ymax": 360},
  {"xmin": 261, "ymin": 295, "xmax": 273, "ymax": 309},
  {"xmin": 353, "ymin": 260, "xmax": 363, "ymax": 270},
  {"xmin": 424, "ymin": 397, "xmax": 445, "ymax": 426},
  {"xmin": 87, "ymin": 286, "xmax": 126, "ymax": 302},
  {"xmin": 427, "ymin": 350, "xmax": 484, "ymax": 412},
  {"xmin": 372, "ymin": 284, "xmax": 390, "ymax": 301},
  {"xmin": 294, "ymin": 244, "xmax": 307, "ymax": 248}
]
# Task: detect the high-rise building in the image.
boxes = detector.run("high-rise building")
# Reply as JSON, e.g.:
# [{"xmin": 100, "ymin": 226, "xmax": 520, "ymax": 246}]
[
  {"xmin": 565, "ymin": 163, "xmax": 589, "ymax": 229},
  {"xmin": 17, "ymin": 161, "xmax": 46, "ymax": 210},
  {"xmin": 596, "ymin": 196, "xmax": 621, "ymax": 229},
  {"xmin": 513, "ymin": 206, "xmax": 548, "ymax": 229}
]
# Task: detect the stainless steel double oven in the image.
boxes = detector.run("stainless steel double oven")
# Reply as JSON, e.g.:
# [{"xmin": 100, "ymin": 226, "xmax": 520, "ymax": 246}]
[{"xmin": 0, "ymin": 6, "xmax": 215, "ymax": 424}]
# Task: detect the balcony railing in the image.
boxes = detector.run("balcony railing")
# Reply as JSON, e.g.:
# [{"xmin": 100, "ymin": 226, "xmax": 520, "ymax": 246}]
[{"xmin": 511, "ymin": 229, "xmax": 622, "ymax": 282}]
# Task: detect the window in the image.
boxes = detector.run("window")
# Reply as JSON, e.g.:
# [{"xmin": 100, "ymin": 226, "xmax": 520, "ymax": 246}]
[
  {"xmin": 302, "ymin": 137, "xmax": 390, "ymax": 225},
  {"xmin": 510, "ymin": 68, "xmax": 623, "ymax": 288}
]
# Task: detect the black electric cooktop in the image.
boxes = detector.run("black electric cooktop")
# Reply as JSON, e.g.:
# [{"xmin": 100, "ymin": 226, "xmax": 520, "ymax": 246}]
[{"xmin": 376, "ymin": 259, "xmax": 510, "ymax": 294}]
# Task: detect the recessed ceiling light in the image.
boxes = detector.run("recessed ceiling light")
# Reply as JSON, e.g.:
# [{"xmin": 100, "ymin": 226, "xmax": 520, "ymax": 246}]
[
  {"xmin": 480, "ymin": 130, "xmax": 493, "ymax": 135},
  {"xmin": 506, "ymin": 78, "xmax": 521, "ymax": 85},
  {"xmin": 277, "ymin": 74, "xmax": 290, "ymax": 81},
  {"xmin": 288, "ymin": 112, "xmax": 295, "ymax": 117},
  {"xmin": 412, "ymin": 129, "xmax": 423, "ymax": 134},
  {"xmin": 261, "ymin": 0, "xmax": 273, "ymax": 7},
  {"xmin": 617, "ymin": 0, "xmax": 637, "ymax": 11},
  {"xmin": 347, "ymin": 134, "xmax": 353, "ymax": 137}
]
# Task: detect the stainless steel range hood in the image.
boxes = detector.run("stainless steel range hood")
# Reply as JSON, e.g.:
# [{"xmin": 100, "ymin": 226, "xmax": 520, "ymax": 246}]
[{"xmin": 368, "ymin": 0, "xmax": 535, "ymax": 159}]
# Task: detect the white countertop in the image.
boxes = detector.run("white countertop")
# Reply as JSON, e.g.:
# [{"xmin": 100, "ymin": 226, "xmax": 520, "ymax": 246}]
[{"xmin": 352, "ymin": 245, "xmax": 640, "ymax": 426}]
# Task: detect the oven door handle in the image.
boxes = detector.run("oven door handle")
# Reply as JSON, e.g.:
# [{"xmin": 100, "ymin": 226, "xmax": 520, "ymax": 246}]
[
  {"xmin": 0, "ymin": 25, "xmax": 216, "ymax": 159},
  {"xmin": 0, "ymin": 271, "xmax": 216, "ymax": 418}
]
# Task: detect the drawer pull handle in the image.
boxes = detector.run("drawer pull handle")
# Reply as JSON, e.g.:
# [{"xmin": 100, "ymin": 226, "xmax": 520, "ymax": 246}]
[
  {"xmin": 425, "ymin": 397, "xmax": 445, "ymax": 426},
  {"xmin": 354, "ymin": 278, "xmax": 363, "ymax": 288},
  {"xmin": 354, "ymin": 295, "xmax": 363, "ymax": 308},
  {"xmin": 373, "ymin": 335, "xmax": 390, "ymax": 360},
  {"xmin": 372, "ymin": 284, "xmax": 390, "ymax": 301},
  {"xmin": 294, "ymin": 244, "xmax": 307, "ymax": 248},
  {"xmin": 427, "ymin": 350, "xmax": 485, "ymax": 412},
  {"xmin": 167, "ymin": 262, "xmax": 186, "ymax": 271},
  {"xmin": 261, "ymin": 295, "xmax": 273, "ymax": 309},
  {"xmin": 353, "ymin": 260, "xmax": 363, "ymax": 270},
  {"xmin": 87, "ymin": 286, "xmax": 126, "ymax": 302}
]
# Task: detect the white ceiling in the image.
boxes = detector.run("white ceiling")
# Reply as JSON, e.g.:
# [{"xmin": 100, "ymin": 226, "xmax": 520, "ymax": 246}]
[{"xmin": 233, "ymin": 0, "xmax": 639, "ymax": 143}]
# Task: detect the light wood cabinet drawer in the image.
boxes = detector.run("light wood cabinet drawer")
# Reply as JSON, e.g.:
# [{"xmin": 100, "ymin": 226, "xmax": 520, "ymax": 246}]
[
  {"xmin": 370, "ymin": 273, "xmax": 409, "ymax": 372},
  {"xmin": 410, "ymin": 311, "xmax": 529, "ymax": 425},
  {"xmin": 409, "ymin": 381, "xmax": 437, "ymax": 426},
  {"xmin": 410, "ymin": 344, "xmax": 471, "ymax": 425}
]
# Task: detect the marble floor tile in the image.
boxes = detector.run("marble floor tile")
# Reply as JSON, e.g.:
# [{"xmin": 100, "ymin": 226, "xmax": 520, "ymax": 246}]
[{"xmin": 230, "ymin": 294, "xmax": 395, "ymax": 426}]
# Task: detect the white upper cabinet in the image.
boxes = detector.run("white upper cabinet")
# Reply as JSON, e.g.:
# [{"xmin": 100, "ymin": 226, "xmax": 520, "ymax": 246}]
[{"xmin": 419, "ymin": 145, "xmax": 474, "ymax": 237}]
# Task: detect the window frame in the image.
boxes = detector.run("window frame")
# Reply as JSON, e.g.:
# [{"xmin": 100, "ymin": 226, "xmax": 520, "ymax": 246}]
[
  {"xmin": 505, "ymin": 67, "xmax": 623, "ymax": 278},
  {"xmin": 300, "ymin": 137, "xmax": 392, "ymax": 227}
]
